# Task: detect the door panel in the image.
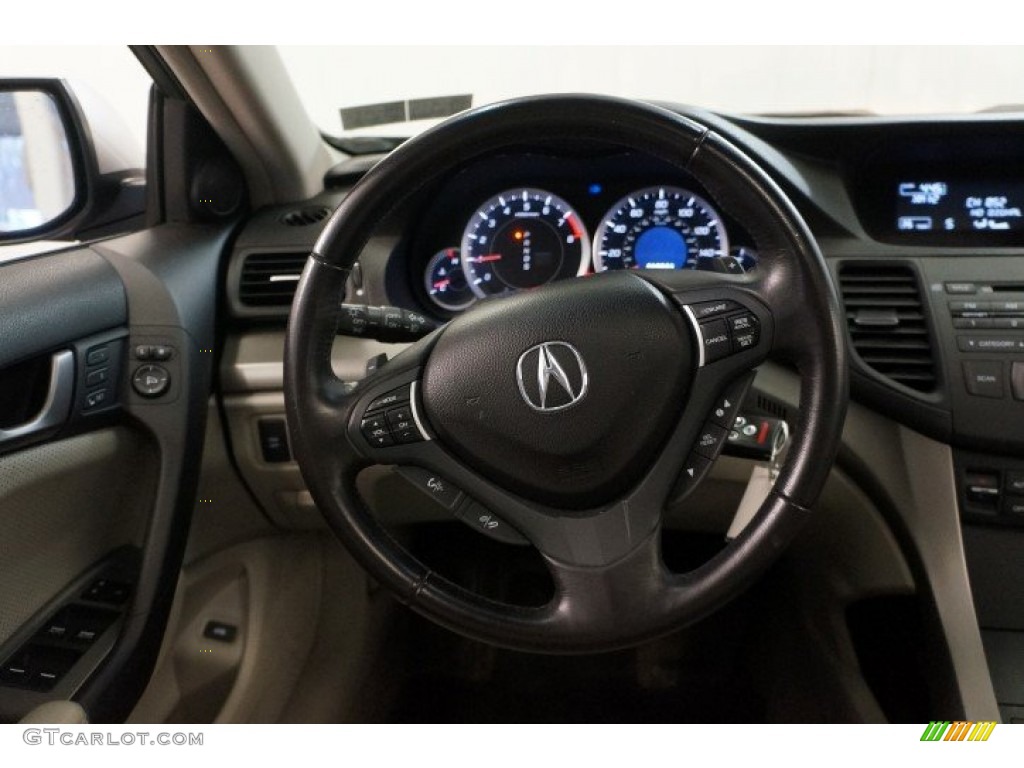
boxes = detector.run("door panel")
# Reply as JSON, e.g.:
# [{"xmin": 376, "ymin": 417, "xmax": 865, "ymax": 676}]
[{"xmin": 0, "ymin": 222, "xmax": 231, "ymax": 722}]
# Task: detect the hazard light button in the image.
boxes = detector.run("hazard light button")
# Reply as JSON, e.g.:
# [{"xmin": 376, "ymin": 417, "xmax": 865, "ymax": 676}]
[{"xmin": 132, "ymin": 364, "xmax": 171, "ymax": 398}]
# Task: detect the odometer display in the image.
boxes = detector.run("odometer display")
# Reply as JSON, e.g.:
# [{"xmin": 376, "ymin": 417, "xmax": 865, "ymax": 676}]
[
  {"xmin": 461, "ymin": 188, "xmax": 589, "ymax": 298},
  {"xmin": 592, "ymin": 186, "xmax": 728, "ymax": 272}
]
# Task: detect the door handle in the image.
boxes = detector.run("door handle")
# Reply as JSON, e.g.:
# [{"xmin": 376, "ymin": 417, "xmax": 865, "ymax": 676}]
[{"xmin": 0, "ymin": 350, "xmax": 75, "ymax": 445}]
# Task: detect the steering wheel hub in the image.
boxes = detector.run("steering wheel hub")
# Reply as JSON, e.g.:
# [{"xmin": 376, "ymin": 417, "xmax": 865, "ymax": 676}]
[{"xmin": 422, "ymin": 271, "xmax": 694, "ymax": 509}]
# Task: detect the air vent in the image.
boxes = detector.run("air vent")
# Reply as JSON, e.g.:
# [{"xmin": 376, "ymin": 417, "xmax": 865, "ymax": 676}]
[
  {"xmin": 280, "ymin": 206, "xmax": 332, "ymax": 227},
  {"xmin": 839, "ymin": 263, "xmax": 937, "ymax": 393},
  {"xmin": 239, "ymin": 252, "xmax": 309, "ymax": 306}
]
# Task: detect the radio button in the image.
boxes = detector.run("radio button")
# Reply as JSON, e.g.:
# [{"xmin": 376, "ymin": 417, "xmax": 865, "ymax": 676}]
[{"xmin": 962, "ymin": 361, "xmax": 1004, "ymax": 399}]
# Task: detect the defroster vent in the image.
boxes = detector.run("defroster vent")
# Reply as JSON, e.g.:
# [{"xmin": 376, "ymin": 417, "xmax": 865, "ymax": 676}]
[
  {"xmin": 839, "ymin": 263, "xmax": 937, "ymax": 393},
  {"xmin": 238, "ymin": 252, "xmax": 309, "ymax": 307}
]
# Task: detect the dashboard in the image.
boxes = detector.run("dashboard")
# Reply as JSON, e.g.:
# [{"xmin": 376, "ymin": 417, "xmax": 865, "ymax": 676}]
[{"xmin": 218, "ymin": 103, "xmax": 1024, "ymax": 723}]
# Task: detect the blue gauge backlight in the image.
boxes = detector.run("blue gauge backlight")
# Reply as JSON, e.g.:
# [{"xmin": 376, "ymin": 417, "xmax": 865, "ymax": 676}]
[{"xmin": 633, "ymin": 226, "xmax": 687, "ymax": 269}]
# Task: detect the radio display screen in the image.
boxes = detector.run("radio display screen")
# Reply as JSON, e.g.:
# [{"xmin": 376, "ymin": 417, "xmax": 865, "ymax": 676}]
[{"xmin": 896, "ymin": 181, "xmax": 1024, "ymax": 234}]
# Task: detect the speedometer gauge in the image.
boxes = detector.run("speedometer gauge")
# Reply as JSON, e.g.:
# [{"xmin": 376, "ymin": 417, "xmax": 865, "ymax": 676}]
[
  {"xmin": 592, "ymin": 186, "xmax": 728, "ymax": 272},
  {"xmin": 461, "ymin": 188, "xmax": 590, "ymax": 298}
]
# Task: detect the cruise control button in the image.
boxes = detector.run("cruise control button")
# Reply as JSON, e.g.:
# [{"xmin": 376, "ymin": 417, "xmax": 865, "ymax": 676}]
[
  {"xmin": 728, "ymin": 314, "xmax": 757, "ymax": 333},
  {"xmin": 365, "ymin": 387, "xmax": 410, "ymax": 413},
  {"xmin": 690, "ymin": 300, "xmax": 741, "ymax": 320},
  {"xmin": 699, "ymin": 319, "xmax": 732, "ymax": 363},
  {"xmin": 962, "ymin": 361, "xmax": 1004, "ymax": 398},
  {"xmin": 694, "ymin": 422, "xmax": 728, "ymax": 459},
  {"xmin": 396, "ymin": 466, "xmax": 464, "ymax": 510},
  {"xmin": 393, "ymin": 428, "xmax": 423, "ymax": 445}
]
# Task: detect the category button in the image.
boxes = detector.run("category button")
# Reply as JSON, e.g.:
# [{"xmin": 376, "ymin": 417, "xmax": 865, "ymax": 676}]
[{"xmin": 957, "ymin": 336, "xmax": 1018, "ymax": 353}]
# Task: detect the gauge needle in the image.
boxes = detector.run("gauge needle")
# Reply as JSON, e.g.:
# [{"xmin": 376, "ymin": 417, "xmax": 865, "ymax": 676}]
[
  {"xmin": 433, "ymin": 279, "xmax": 450, "ymax": 291},
  {"xmin": 472, "ymin": 254, "xmax": 502, "ymax": 263}
]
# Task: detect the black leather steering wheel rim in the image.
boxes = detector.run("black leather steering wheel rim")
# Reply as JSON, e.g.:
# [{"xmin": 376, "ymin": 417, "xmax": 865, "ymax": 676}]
[{"xmin": 285, "ymin": 95, "xmax": 848, "ymax": 653}]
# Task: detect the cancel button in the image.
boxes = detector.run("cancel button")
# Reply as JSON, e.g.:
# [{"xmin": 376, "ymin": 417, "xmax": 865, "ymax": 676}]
[{"xmin": 962, "ymin": 361, "xmax": 1004, "ymax": 399}]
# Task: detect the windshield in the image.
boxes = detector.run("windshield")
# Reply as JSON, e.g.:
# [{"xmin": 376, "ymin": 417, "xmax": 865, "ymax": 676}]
[{"xmin": 279, "ymin": 45, "xmax": 1024, "ymax": 138}]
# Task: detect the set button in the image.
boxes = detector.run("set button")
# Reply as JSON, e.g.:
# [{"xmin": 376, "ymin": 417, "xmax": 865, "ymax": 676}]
[{"xmin": 695, "ymin": 308, "xmax": 761, "ymax": 364}]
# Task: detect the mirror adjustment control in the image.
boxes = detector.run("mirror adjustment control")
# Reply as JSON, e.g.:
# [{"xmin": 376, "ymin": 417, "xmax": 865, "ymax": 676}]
[{"xmin": 132, "ymin": 364, "xmax": 170, "ymax": 398}]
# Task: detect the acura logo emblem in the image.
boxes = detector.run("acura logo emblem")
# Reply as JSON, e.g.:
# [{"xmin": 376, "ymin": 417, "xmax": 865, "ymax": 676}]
[{"xmin": 516, "ymin": 342, "xmax": 589, "ymax": 412}]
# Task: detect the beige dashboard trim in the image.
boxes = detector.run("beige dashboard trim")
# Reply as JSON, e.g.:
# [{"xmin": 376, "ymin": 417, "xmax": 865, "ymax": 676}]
[
  {"xmin": 222, "ymin": 331, "xmax": 407, "ymax": 393},
  {"xmin": 755, "ymin": 362, "xmax": 1000, "ymax": 720}
]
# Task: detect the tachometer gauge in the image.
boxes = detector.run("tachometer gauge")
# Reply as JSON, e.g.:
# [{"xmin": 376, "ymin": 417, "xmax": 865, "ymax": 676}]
[
  {"xmin": 425, "ymin": 247, "xmax": 475, "ymax": 312},
  {"xmin": 592, "ymin": 186, "xmax": 728, "ymax": 271},
  {"xmin": 461, "ymin": 188, "xmax": 590, "ymax": 298}
]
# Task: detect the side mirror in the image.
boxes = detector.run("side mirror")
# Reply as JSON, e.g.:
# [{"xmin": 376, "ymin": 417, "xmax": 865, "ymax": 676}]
[{"xmin": 0, "ymin": 78, "xmax": 145, "ymax": 245}]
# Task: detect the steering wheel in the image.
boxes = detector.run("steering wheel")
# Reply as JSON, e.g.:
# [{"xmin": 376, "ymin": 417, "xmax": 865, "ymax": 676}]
[{"xmin": 285, "ymin": 95, "xmax": 848, "ymax": 653}]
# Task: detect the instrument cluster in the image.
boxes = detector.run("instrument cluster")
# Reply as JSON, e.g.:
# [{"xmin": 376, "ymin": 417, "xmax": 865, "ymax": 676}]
[{"xmin": 410, "ymin": 153, "xmax": 759, "ymax": 315}]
